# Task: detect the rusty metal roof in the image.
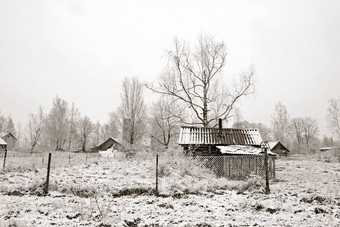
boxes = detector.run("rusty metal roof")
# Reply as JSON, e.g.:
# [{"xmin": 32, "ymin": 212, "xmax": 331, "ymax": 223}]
[{"xmin": 178, "ymin": 126, "xmax": 263, "ymax": 146}]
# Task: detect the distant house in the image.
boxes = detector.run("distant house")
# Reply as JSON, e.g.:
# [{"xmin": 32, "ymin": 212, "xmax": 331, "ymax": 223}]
[
  {"xmin": 268, "ymin": 141, "xmax": 290, "ymax": 157},
  {"xmin": 90, "ymin": 137, "xmax": 123, "ymax": 152},
  {"xmin": 319, "ymin": 147, "xmax": 337, "ymax": 152},
  {"xmin": 178, "ymin": 124, "xmax": 274, "ymax": 156},
  {"xmin": 0, "ymin": 132, "xmax": 16, "ymax": 151},
  {"xmin": 0, "ymin": 138, "xmax": 7, "ymax": 152}
]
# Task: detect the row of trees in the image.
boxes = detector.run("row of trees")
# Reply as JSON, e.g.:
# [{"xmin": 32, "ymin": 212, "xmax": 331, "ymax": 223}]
[
  {"xmin": 3, "ymin": 35, "xmax": 340, "ymax": 152},
  {"xmin": 234, "ymin": 100, "xmax": 340, "ymax": 153},
  {"xmin": 19, "ymin": 98, "xmax": 118, "ymax": 152}
]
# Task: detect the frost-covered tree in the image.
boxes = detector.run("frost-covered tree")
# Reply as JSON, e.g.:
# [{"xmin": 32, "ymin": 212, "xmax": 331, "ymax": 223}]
[
  {"xmin": 271, "ymin": 102, "xmax": 290, "ymax": 145},
  {"xmin": 326, "ymin": 99, "xmax": 340, "ymax": 139},
  {"xmin": 118, "ymin": 77, "xmax": 146, "ymax": 145},
  {"xmin": 67, "ymin": 103, "xmax": 80, "ymax": 151},
  {"xmin": 45, "ymin": 96, "xmax": 69, "ymax": 151},
  {"xmin": 25, "ymin": 107, "xmax": 45, "ymax": 153},
  {"xmin": 79, "ymin": 116, "xmax": 93, "ymax": 152},
  {"xmin": 149, "ymin": 97, "xmax": 181, "ymax": 149}
]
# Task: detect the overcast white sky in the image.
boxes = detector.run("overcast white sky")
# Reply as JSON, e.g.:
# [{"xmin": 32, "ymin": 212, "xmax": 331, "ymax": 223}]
[{"xmin": 1, "ymin": 0, "xmax": 339, "ymax": 137}]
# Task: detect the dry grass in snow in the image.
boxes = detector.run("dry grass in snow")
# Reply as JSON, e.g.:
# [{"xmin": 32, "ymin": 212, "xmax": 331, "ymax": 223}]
[{"xmin": 0, "ymin": 153, "xmax": 339, "ymax": 226}]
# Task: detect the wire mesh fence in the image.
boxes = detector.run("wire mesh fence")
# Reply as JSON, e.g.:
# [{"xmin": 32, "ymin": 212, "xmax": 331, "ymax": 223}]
[
  {"xmin": 0, "ymin": 151, "xmax": 275, "ymax": 196},
  {"xmin": 158, "ymin": 155, "xmax": 275, "ymax": 180}
]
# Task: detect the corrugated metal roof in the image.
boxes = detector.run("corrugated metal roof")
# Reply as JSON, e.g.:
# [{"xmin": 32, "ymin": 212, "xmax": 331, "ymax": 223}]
[
  {"xmin": 178, "ymin": 126, "xmax": 263, "ymax": 146},
  {"xmin": 0, "ymin": 138, "xmax": 7, "ymax": 145}
]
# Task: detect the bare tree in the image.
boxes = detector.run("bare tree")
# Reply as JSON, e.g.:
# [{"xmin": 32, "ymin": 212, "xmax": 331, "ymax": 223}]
[
  {"xmin": 79, "ymin": 116, "xmax": 94, "ymax": 152},
  {"xmin": 147, "ymin": 35, "xmax": 255, "ymax": 127},
  {"xmin": 302, "ymin": 117, "xmax": 319, "ymax": 151},
  {"xmin": 326, "ymin": 99, "xmax": 340, "ymax": 139},
  {"xmin": 6, "ymin": 116, "xmax": 16, "ymax": 135},
  {"xmin": 118, "ymin": 77, "xmax": 146, "ymax": 145},
  {"xmin": 149, "ymin": 97, "xmax": 181, "ymax": 149},
  {"xmin": 100, "ymin": 112, "xmax": 119, "ymax": 142},
  {"xmin": 0, "ymin": 112, "xmax": 6, "ymax": 131},
  {"xmin": 290, "ymin": 118, "xmax": 304, "ymax": 151},
  {"xmin": 25, "ymin": 107, "xmax": 45, "ymax": 153},
  {"xmin": 0, "ymin": 112, "xmax": 16, "ymax": 135},
  {"xmin": 67, "ymin": 103, "xmax": 80, "ymax": 151},
  {"xmin": 45, "ymin": 96, "xmax": 69, "ymax": 151},
  {"xmin": 232, "ymin": 107, "xmax": 244, "ymax": 128},
  {"xmin": 271, "ymin": 102, "xmax": 290, "ymax": 145},
  {"xmin": 93, "ymin": 121, "xmax": 101, "ymax": 146},
  {"xmin": 232, "ymin": 120, "xmax": 272, "ymax": 141}
]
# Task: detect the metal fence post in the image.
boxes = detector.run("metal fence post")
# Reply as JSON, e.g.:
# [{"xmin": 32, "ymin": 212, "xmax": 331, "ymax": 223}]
[
  {"xmin": 69, "ymin": 154, "xmax": 71, "ymax": 165},
  {"xmin": 155, "ymin": 154, "xmax": 159, "ymax": 195},
  {"xmin": 44, "ymin": 153, "xmax": 52, "ymax": 195},
  {"xmin": 2, "ymin": 150, "xmax": 7, "ymax": 170}
]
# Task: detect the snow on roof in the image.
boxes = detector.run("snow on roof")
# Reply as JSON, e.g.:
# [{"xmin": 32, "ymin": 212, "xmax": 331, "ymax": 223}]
[
  {"xmin": 0, "ymin": 138, "xmax": 7, "ymax": 145},
  {"xmin": 267, "ymin": 141, "xmax": 290, "ymax": 152},
  {"xmin": 217, "ymin": 145, "xmax": 277, "ymax": 156},
  {"xmin": 268, "ymin": 141, "xmax": 279, "ymax": 150}
]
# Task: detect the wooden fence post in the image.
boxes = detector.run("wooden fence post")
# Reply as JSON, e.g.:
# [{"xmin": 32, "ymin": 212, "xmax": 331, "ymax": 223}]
[
  {"xmin": 2, "ymin": 150, "xmax": 7, "ymax": 170},
  {"xmin": 264, "ymin": 147, "xmax": 270, "ymax": 194},
  {"xmin": 69, "ymin": 154, "xmax": 71, "ymax": 165},
  {"xmin": 273, "ymin": 157, "xmax": 276, "ymax": 179},
  {"xmin": 155, "ymin": 154, "xmax": 159, "ymax": 195},
  {"xmin": 44, "ymin": 153, "xmax": 52, "ymax": 195}
]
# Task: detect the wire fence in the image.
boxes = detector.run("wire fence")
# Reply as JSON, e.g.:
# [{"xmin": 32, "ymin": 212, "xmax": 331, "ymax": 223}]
[
  {"xmin": 157, "ymin": 155, "xmax": 275, "ymax": 179},
  {"xmin": 0, "ymin": 151, "xmax": 275, "ymax": 196}
]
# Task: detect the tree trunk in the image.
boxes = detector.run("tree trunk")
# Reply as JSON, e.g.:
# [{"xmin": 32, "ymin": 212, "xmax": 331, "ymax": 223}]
[{"xmin": 82, "ymin": 135, "xmax": 86, "ymax": 152}]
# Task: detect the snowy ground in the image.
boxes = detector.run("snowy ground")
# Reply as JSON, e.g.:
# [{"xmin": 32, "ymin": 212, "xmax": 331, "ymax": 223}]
[{"xmin": 0, "ymin": 155, "xmax": 339, "ymax": 226}]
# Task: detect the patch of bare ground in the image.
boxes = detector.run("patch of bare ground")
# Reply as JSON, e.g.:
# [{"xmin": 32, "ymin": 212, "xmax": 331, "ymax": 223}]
[{"xmin": 0, "ymin": 157, "xmax": 339, "ymax": 226}]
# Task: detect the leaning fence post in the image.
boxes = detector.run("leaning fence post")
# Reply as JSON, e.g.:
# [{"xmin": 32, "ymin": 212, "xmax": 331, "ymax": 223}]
[
  {"xmin": 44, "ymin": 153, "xmax": 52, "ymax": 195},
  {"xmin": 264, "ymin": 146, "xmax": 270, "ymax": 194},
  {"xmin": 2, "ymin": 150, "xmax": 7, "ymax": 170},
  {"xmin": 155, "ymin": 154, "xmax": 159, "ymax": 195}
]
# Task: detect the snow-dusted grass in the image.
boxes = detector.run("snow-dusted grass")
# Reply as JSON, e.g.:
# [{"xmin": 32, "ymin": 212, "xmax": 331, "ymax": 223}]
[{"xmin": 0, "ymin": 153, "xmax": 339, "ymax": 226}]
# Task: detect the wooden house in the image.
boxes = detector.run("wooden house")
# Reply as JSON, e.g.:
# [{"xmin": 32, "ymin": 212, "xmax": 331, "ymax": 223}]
[
  {"xmin": 268, "ymin": 141, "xmax": 290, "ymax": 157},
  {"xmin": 0, "ymin": 132, "xmax": 16, "ymax": 151},
  {"xmin": 90, "ymin": 137, "xmax": 123, "ymax": 152},
  {"xmin": 178, "ymin": 125, "xmax": 264, "ymax": 156},
  {"xmin": 0, "ymin": 138, "xmax": 7, "ymax": 152}
]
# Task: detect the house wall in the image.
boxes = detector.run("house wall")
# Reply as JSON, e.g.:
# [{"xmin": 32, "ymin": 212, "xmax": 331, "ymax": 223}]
[
  {"xmin": 182, "ymin": 145, "xmax": 221, "ymax": 156},
  {"xmin": 272, "ymin": 146, "xmax": 288, "ymax": 157},
  {"xmin": 2, "ymin": 135, "xmax": 15, "ymax": 150}
]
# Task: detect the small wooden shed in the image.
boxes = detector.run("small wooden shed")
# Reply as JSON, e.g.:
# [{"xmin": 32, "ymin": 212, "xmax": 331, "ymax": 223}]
[
  {"xmin": 0, "ymin": 138, "xmax": 7, "ymax": 152},
  {"xmin": 268, "ymin": 141, "xmax": 290, "ymax": 157},
  {"xmin": 178, "ymin": 125, "xmax": 263, "ymax": 156},
  {"xmin": 0, "ymin": 132, "xmax": 16, "ymax": 151},
  {"xmin": 90, "ymin": 137, "xmax": 123, "ymax": 152}
]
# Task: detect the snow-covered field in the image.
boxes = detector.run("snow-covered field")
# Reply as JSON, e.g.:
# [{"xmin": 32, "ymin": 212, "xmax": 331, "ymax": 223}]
[{"xmin": 0, "ymin": 154, "xmax": 339, "ymax": 226}]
